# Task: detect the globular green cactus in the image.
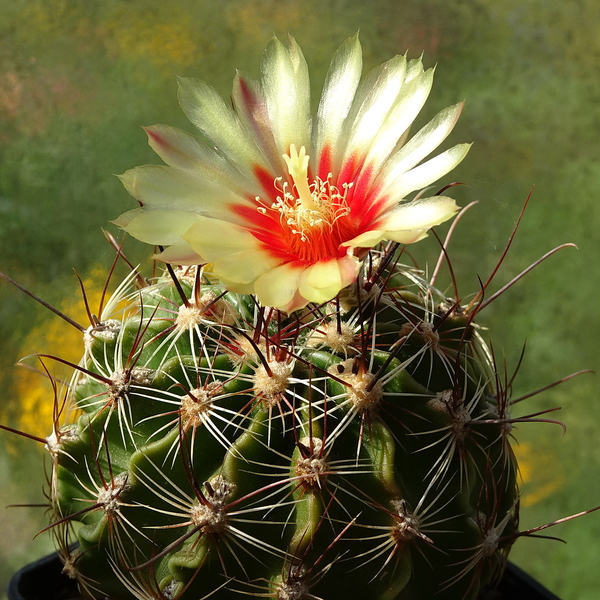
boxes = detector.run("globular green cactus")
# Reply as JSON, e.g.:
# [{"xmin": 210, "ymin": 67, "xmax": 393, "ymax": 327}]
[{"xmin": 41, "ymin": 251, "xmax": 521, "ymax": 600}]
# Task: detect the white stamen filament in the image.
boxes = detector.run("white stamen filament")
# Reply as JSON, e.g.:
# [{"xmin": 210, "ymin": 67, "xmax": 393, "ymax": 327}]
[{"xmin": 254, "ymin": 145, "xmax": 354, "ymax": 243}]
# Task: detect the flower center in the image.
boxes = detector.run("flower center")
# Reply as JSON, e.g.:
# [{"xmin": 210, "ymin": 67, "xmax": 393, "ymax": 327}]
[{"xmin": 259, "ymin": 145, "xmax": 352, "ymax": 245}]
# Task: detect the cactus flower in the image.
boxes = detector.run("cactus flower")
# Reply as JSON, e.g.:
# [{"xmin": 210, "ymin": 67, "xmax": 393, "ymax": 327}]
[{"xmin": 116, "ymin": 35, "xmax": 470, "ymax": 312}]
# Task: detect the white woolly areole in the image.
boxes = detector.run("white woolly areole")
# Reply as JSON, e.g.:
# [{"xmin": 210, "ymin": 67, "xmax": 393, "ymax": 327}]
[
  {"xmin": 175, "ymin": 291, "xmax": 236, "ymax": 331},
  {"xmin": 277, "ymin": 575, "xmax": 310, "ymax": 600},
  {"xmin": 190, "ymin": 476, "xmax": 236, "ymax": 535},
  {"xmin": 480, "ymin": 526, "xmax": 501, "ymax": 557},
  {"xmin": 45, "ymin": 425, "xmax": 79, "ymax": 457},
  {"xmin": 295, "ymin": 437, "xmax": 328, "ymax": 489},
  {"xmin": 107, "ymin": 367, "xmax": 154, "ymax": 403},
  {"xmin": 161, "ymin": 581, "xmax": 179, "ymax": 600},
  {"xmin": 253, "ymin": 361, "xmax": 293, "ymax": 405},
  {"xmin": 97, "ymin": 472, "xmax": 129, "ymax": 517},
  {"xmin": 390, "ymin": 498, "xmax": 422, "ymax": 543},
  {"xmin": 61, "ymin": 547, "xmax": 83, "ymax": 580},
  {"xmin": 428, "ymin": 389, "xmax": 471, "ymax": 441},
  {"xmin": 83, "ymin": 319, "xmax": 122, "ymax": 353},
  {"xmin": 307, "ymin": 320, "xmax": 357, "ymax": 355},
  {"xmin": 400, "ymin": 320, "xmax": 440, "ymax": 350},
  {"xmin": 180, "ymin": 383, "xmax": 221, "ymax": 427},
  {"xmin": 329, "ymin": 359, "xmax": 383, "ymax": 414},
  {"xmin": 174, "ymin": 265, "xmax": 199, "ymax": 284},
  {"xmin": 190, "ymin": 501, "xmax": 228, "ymax": 534}
]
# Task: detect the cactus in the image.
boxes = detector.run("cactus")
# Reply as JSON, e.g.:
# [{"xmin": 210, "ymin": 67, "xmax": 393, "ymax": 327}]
[
  {"xmin": 37, "ymin": 249, "xmax": 522, "ymax": 600},
  {"xmin": 2, "ymin": 33, "xmax": 594, "ymax": 600}
]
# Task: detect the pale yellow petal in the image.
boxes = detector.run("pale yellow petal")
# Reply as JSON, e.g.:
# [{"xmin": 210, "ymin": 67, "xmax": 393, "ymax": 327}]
[
  {"xmin": 118, "ymin": 208, "xmax": 201, "ymax": 246},
  {"xmin": 279, "ymin": 291, "xmax": 309, "ymax": 314},
  {"xmin": 182, "ymin": 216, "xmax": 260, "ymax": 263},
  {"xmin": 178, "ymin": 76, "xmax": 268, "ymax": 173},
  {"xmin": 112, "ymin": 207, "xmax": 141, "ymax": 229},
  {"xmin": 344, "ymin": 197, "xmax": 459, "ymax": 248},
  {"xmin": 118, "ymin": 165, "xmax": 250, "ymax": 222},
  {"xmin": 217, "ymin": 276, "xmax": 256, "ymax": 295},
  {"xmin": 342, "ymin": 229, "xmax": 387, "ymax": 249},
  {"xmin": 337, "ymin": 254, "xmax": 361, "ymax": 288},
  {"xmin": 383, "ymin": 143, "xmax": 472, "ymax": 199},
  {"xmin": 154, "ymin": 243, "xmax": 203, "ymax": 265},
  {"xmin": 362, "ymin": 67, "xmax": 435, "ymax": 172},
  {"xmin": 340, "ymin": 55, "xmax": 408, "ymax": 166},
  {"xmin": 182, "ymin": 216, "xmax": 280, "ymax": 285},
  {"xmin": 384, "ymin": 229, "xmax": 429, "ymax": 244},
  {"xmin": 213, "ymin": 250, "xmax": 279, "ymax": 285},
  {"xmin": 256, "ymin": 256, "xmax": 359, "ymax": 310},
  {"xmin": 299, "ymin": 259, "xmax": 344, "ymax": 304},
  {"xmin": 254, "ymin": 263, "xmax": 304, "ymax": 309},
  {"xmin": 231, "ymin": 73, "xmax": 282, "ymax": 171},
  {"xmin": 261, "ymin": 35, "xmax": 311, "ymax": 156},
  {"xmin": 382, "ymin": 102, "xmax": 464, "ymax": 179},
  {"xmin": 144, "ymin": 125, "xmax": 249, "ymax": 192},
  {"xmin": 383, "ymin": 196, "xmax": 459, "ymax": 231},
  {"xmin": 314, "ymin": 34, "xmax": 362, "ymax": 164}
]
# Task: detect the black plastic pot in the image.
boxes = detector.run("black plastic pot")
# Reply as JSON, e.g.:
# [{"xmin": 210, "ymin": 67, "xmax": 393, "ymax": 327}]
[
  {"xmin": 479, "ymin": 562, "xmax": 560, "ymax": 600},
  {"xmin": 7, "ymin": 552, "xmax": 560, "ymax": 600},
  {"xmin": 7, "ymin": 551, "xmax": 80, "ymax": 600}
]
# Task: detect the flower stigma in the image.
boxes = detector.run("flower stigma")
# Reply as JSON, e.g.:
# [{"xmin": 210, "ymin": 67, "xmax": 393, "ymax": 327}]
[{"xmin": 258, "ymin": 145, "xmax": 352, "ymax": 245}]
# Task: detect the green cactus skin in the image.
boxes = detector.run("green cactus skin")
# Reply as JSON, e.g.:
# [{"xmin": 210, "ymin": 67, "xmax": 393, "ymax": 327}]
[{"xmin": 44, "ymin": 248, "xmax": 520, "ymax": 600}]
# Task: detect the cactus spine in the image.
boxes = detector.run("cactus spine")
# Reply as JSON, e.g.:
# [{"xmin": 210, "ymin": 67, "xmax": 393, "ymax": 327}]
[{"xmin": 41, "ymin": 246, "xmax": 522, "ymax": 600}]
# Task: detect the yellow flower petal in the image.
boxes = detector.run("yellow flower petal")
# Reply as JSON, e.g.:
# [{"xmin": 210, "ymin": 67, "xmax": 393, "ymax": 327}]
[
  {"xmin": 154, "ymin": 243, "xmax": 203, "ymax": 265},
  {"xmin": 178, "ymin": 76, "xmax": 268, "ymax": 173},
  {"xmin": 384, "ymin": 229, "xmax": 429, "ymax": 244},
  {"xmin": 118, "ymin": 165, "xmax": 250, "ymax": 222},
  {"xmin": 359, "ymin": 66, "xmax": 435, "ymax": 176},
  {"xmin": 183, "ymin": 216, "xmax": 260, "ymax": 263},
  {"xmin": 299, "ymin": 257, "xmax": 359, "ymax": 304},
  {"xmin": 183, "ymin": 217, "xmax": 280, "ymax": 286},
  {"xmin": 217, "ymin": 276, "xmax": 256, "ymax": 295},
  {"xmin": 383, "ymin": 195, "xmax": 459, "ymax": 232},
  {"xmin": 144, "ymin": 125, "xmax": 249, "ymax": 192},
  {"xmin": 340, "ymin": 54, "xmax": 408, "ymax": 168},
  {"xmin": 213, "ymin": 249, "xmax": 279, "ymax": 285},
  {"xmin": 262, "ymin": 35, "xmax": 311, "ymax": 157},
  {"xmin": 383, "ymin": 143, "xmax": 471, "ymax": 199},
  {"xmin": 342, "ymin": 229, "xmax": 386, "ymax": 249},
  {"xmin": 118, "ymin": 208, "xmax": 201, "ymax": 246},
  {"xmin": 254, "ymin": 263, "xmax": 303, "ymax": 309},
  {"xmin": 314, "ymin": 34, "xmax": 363, "ymax": 166},
  {"xmin": 382, "ymin": 102, "xmax": 464, "ymax": 178}
]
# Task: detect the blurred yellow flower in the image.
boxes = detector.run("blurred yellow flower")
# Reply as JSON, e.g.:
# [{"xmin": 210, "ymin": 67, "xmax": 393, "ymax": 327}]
[
  {"xmin": 513, "ymin": 441, "xmax": 565, "ymax": 507},
  {"xmin": 4, "ymin": 267, "xmax": 118, "ymax": 451}
]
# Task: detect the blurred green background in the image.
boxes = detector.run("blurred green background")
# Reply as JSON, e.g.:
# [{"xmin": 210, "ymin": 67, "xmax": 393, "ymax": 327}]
[{"xmin": 1, "ymin": 0, "xmax": 599, "ymax": 598}]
